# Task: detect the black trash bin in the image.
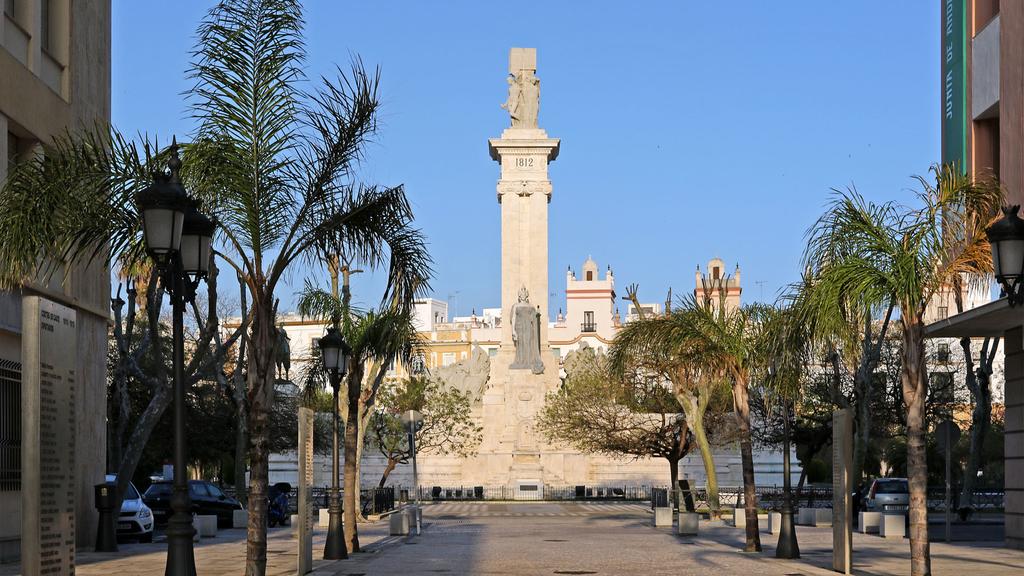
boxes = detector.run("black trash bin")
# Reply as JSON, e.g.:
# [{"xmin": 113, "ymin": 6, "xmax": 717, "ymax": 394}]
[
  {"xmin": 95, "ymin": 482, "xmax": 118, "ymax": 552},
  {"xmin": 474, "ymin": 486, "xmax": 484, "ymax": 499},
  {"xmin": 575, "ymin": 485, "xmax": 586, "ymax": 499}
]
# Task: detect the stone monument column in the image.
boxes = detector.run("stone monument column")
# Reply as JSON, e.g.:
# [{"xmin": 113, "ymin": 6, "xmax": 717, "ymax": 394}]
[
  {"xmin": 489, "ymin": 47, "xmax": 560, "ymax": 354},
  {"xmin": 476, "ymin": 48, "xmax": 565, "ymax": 491}
]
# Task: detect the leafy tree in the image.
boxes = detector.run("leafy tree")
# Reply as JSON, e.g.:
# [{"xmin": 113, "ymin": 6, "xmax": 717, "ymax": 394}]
[
  {"xmin": 803, "ymin": 165, "xmax": 1000, "ymax": 575},
  {"xmin": 370, "ymin": 376, "xmax": 482, "ymax": 487},
  {"xmin": 538, "ymin": 347, "xmax": 693, "ymax": 507}
]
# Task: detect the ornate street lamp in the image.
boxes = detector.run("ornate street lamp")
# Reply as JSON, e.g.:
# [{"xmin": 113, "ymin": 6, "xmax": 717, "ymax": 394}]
[
  {"xmin": 319, "ymin": 327, "xmax": 350, "ymax": 559},
  {"xmin": 136, "ymin": 140, "xmax": 214, "ymax": 576},
  {"xmin": 769, "ymin": 363, "xmax": 799, "ymax": 559},
  {"xmin": 987, "ymin": 205, "xmax": 1024, "ymax": 306},
  {"xmin": 400, "ymin": 409, "xmax": 424, "ymax": 535}
]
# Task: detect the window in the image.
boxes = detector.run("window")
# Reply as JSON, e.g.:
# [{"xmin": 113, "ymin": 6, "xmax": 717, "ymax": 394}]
[
  {"xmin": 582, "ymin": 311, "xmax": 595, "ymax": 332},
  {"xmin": 7, "ymin": 132, "xmax": 19, "ymax": 174},
  {"xmin": 189, "ymin": 482, "xmax": 210, "ymax": 498},
  {"xmin": 937, "ymin": 306, "xmax": 948, "ymax": 320},
  {"xmin": 586, "ymin": 270, "xmax": 593, "ymax": 281},
  {"xmin": 552, "ymin": 348, "xmax": 561, "ymax": 359},
  {"xmin": 40, "ymin": 0, "xmax": 51, "ymax": 53},
  {"xmin": 442, "ymin": 352, "xmax": 456, "ymax": 367},
  {"xmin": 930, "ymin": 372, "xmax": 955, "ymax": 417},
  {"xmin": 713, "ymin": 266, "xmax": 721, "ymax": 280},
  {"xmin": 410, "ymin": 354, "xmax": 426, "ymax": 374},
  {"xmin": 936, "ymin": 342, "xmax": 950, "ymax": 362},
  {"xmin": 488, "ymin": 348, "xmax": 497, "ymax": 358},
  {"xmin": 0, "ymin": 359, "xmax": 22, "ymax": 492},
  {"xmin": 124, "ymin": 482, "xmax": 140, "ymax": 500}
]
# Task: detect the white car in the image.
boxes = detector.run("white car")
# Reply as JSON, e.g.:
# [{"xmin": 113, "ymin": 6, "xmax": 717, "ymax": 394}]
[{"xmin": 105, "ymin": 474, "xmax": 154, "ymax": 543}]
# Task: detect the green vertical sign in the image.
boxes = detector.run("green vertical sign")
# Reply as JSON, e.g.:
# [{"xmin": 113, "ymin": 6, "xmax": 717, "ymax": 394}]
[{"xmin": 942, "ymin": 0, "xmax": 968, "ymax": 172}]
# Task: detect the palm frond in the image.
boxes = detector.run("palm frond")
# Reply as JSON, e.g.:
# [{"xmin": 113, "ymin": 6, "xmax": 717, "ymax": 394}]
[
  {"xmin": 0, "ymin": 126, "xmax": 159, "ymax": 288},
  {"xmin": 189, "ymin": 0, "xmax": 305, "ymax": 256}
]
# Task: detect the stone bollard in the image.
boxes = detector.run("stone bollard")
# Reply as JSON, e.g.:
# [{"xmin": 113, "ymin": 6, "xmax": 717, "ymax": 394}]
[
  {"xmin": 768, "ymin": 512, "xmax": 782, "ymax": 534},
  {"xmin": 653, "ymin": 507, "xmax": 672, "ymax": 527},
  {"xmin": 880, "ymin": 513, "xmax": 906, "ymax": 538},
  {"xmin": 678, "ymin": 512, "xmax": 699, "ymax": 536},
  {"xmin": 232, "ymin": 509, "xmax": 248, "ymax": 529},
  {"xmin": 859, "ymin": 511, "xmax": 881, "ymax": 534},
  {"xmin": 390, "ymin": 509, "xmax": 410, "ymax": 535},
  {"xmin": 811, "ymin": 508, "xmax": 832, "ymax": 527},
  {"xmin": 734, "ymin": 507, "xmax": 745, "ymax": 529},
  {"xmin": 318, "ymin": 508, "xmax": 330, "ymax": 528},
  {"xmin": 194, "ymin": 515, "xmax": 217, "ymax": 538}
]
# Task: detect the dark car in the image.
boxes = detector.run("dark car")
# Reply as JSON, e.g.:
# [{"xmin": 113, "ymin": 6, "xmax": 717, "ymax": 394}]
[{"xmin": 143, "ymin": 480, "xmax": 242, "ymax": 528}]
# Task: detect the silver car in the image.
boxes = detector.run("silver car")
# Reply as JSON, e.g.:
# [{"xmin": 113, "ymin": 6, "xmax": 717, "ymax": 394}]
[
  {"xmin": 864, "ymin": 478, "xmax": 910, "ymax": 512},
  {"xmin": 106, "ymin": 474, "xmax": 154, "ymax": 542}
]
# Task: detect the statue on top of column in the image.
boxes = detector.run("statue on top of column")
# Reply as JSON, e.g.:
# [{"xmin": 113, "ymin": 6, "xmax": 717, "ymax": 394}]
[
  {"xmin": 510, "ymin": 286, "xmax": 544, "ymax": 374},
  {"xmin": 502, "ymin": 50, "xmax": 540, "ymax": 129}
]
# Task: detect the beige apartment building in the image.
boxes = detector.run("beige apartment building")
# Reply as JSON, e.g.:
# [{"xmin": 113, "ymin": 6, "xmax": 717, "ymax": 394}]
[{"xmin": 0, "ymin": 0, "xmax": 111, "ymax": 562}]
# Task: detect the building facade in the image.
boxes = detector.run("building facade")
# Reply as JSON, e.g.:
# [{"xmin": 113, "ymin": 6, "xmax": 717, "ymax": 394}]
[
  {"xmin": 0, "ymin": 0, "xmax": 111, "ymax": 562},
  {"xmin": 927, "ymin": 0, "xmax": 1022, "ymax": 550}
]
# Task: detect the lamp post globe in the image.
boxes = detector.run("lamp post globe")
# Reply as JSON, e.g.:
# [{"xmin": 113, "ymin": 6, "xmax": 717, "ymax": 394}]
[
  {"xmin": 986, "ymin": 205, "xmax": 1024, "ymax": 306},
  {"xmin": 136, "ymin": 143, "xmax": 190, "ymax": 263},
  {"xmin": 180, "ymin": 204, "xmax": 216, "ymax": 279},
  {"xmin": 319, "ymin": 326, "xmax": 349, "ymax": 559}
]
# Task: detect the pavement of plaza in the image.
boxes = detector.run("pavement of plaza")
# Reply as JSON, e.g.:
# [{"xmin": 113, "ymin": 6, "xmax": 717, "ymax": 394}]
[{"xmin": 1, "ymin": 502, "xmax": 1022, "ymax": 575}]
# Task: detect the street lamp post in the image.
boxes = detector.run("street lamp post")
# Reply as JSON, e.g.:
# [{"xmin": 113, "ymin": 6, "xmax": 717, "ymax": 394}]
[
  {"xmin": 775, "ymin": 397, "xmax": 800, "ymax": 559},
  {"xmin": 400, "ymin": 409, "xmax": 423, "ymax": 535},
  {"xmin": 319, "ymin": 327, "xmax": 349, "ymax": 559},
  {"xmin": 987, "ymin": 205, "xmax": 1024, "ymax": 306},
  {"xmin": 136, "ymin": 141, "xmax": 215, "ymax": 576}
]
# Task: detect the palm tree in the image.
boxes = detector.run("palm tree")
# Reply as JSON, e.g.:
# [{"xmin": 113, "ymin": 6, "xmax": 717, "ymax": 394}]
[
  {"xmin": 804, "ymin": 165, "xmax": 1000, "ymax": 576},
  {"xmin": 298, "ymin": 285, "xmax": 422, "ymax": 553},
  {"xmin": 610, "ymin": 302, "xmax": 728, "ymax": 518},
  {"xmin": 683, "ymin": 296, "xmax": 766, "ymax": 552},
  {"xmin": 0, "ymin": 2, "xmax": 430, "ymax": 572},
  {"xmin": 786, "ymin": 269, "xmax": 896, "ymax": 487}
]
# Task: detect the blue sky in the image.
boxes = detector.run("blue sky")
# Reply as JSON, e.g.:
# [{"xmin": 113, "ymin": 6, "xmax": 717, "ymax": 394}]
[{"xmin": 113, "ymin": 1, "xmax": 941, "ymax": 317}]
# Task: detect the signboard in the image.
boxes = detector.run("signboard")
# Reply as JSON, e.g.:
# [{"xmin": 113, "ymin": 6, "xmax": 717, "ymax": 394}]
[
  {"xmin": 941, "ymin": 0, "xmax": 968, "ymax": 171},
  {"xmin": 832, "ymin": 409, "xmax": 853, "ymax": 574},
  {"xmin": 297, "ymin": 407, "xmax": 314, "ymax": 575},
  {"xmin": 21, "ymin": 296, "xmax": 77, "ymax": 576}
]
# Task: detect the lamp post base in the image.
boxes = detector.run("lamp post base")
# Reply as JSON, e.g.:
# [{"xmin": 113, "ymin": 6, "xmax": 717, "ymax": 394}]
[
  {"xmin": 775, "ymin": 506, "xmax": 800, "ymax": 559},
  {"xmin": 324, "ymin": 490, "xmax": 347, "ymax": 559},
  {"xmin": 164, "ymin": 505, "xmax": 197, "ymax": 575}
]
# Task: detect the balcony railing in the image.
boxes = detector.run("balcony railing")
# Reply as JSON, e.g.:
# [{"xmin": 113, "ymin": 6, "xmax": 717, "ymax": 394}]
[{"xmin": 581, "ymin": 322, "xmax": 597, "ymax": 333}]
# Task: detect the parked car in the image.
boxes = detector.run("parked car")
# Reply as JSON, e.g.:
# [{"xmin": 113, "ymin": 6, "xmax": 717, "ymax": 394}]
[
  {"xmin": 106, "ymin": 474, "xmax": 154, "ymax": 543},
  {"xmin": 863, "ymin": 478, "xmax": 910, "ymax": 512},
  {"xmin": 143, "ymin": 480, "xmax": 243, "ymax": 529}
]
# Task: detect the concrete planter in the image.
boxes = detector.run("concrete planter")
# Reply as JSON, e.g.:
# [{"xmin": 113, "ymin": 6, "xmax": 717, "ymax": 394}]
[
  {"xmin": 318, "ymin": 508, "xmax": 330, "ymax": 528},
  {"xmin": 768, "ymin": 511, "xmax": 782, "ymax": 534}
]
